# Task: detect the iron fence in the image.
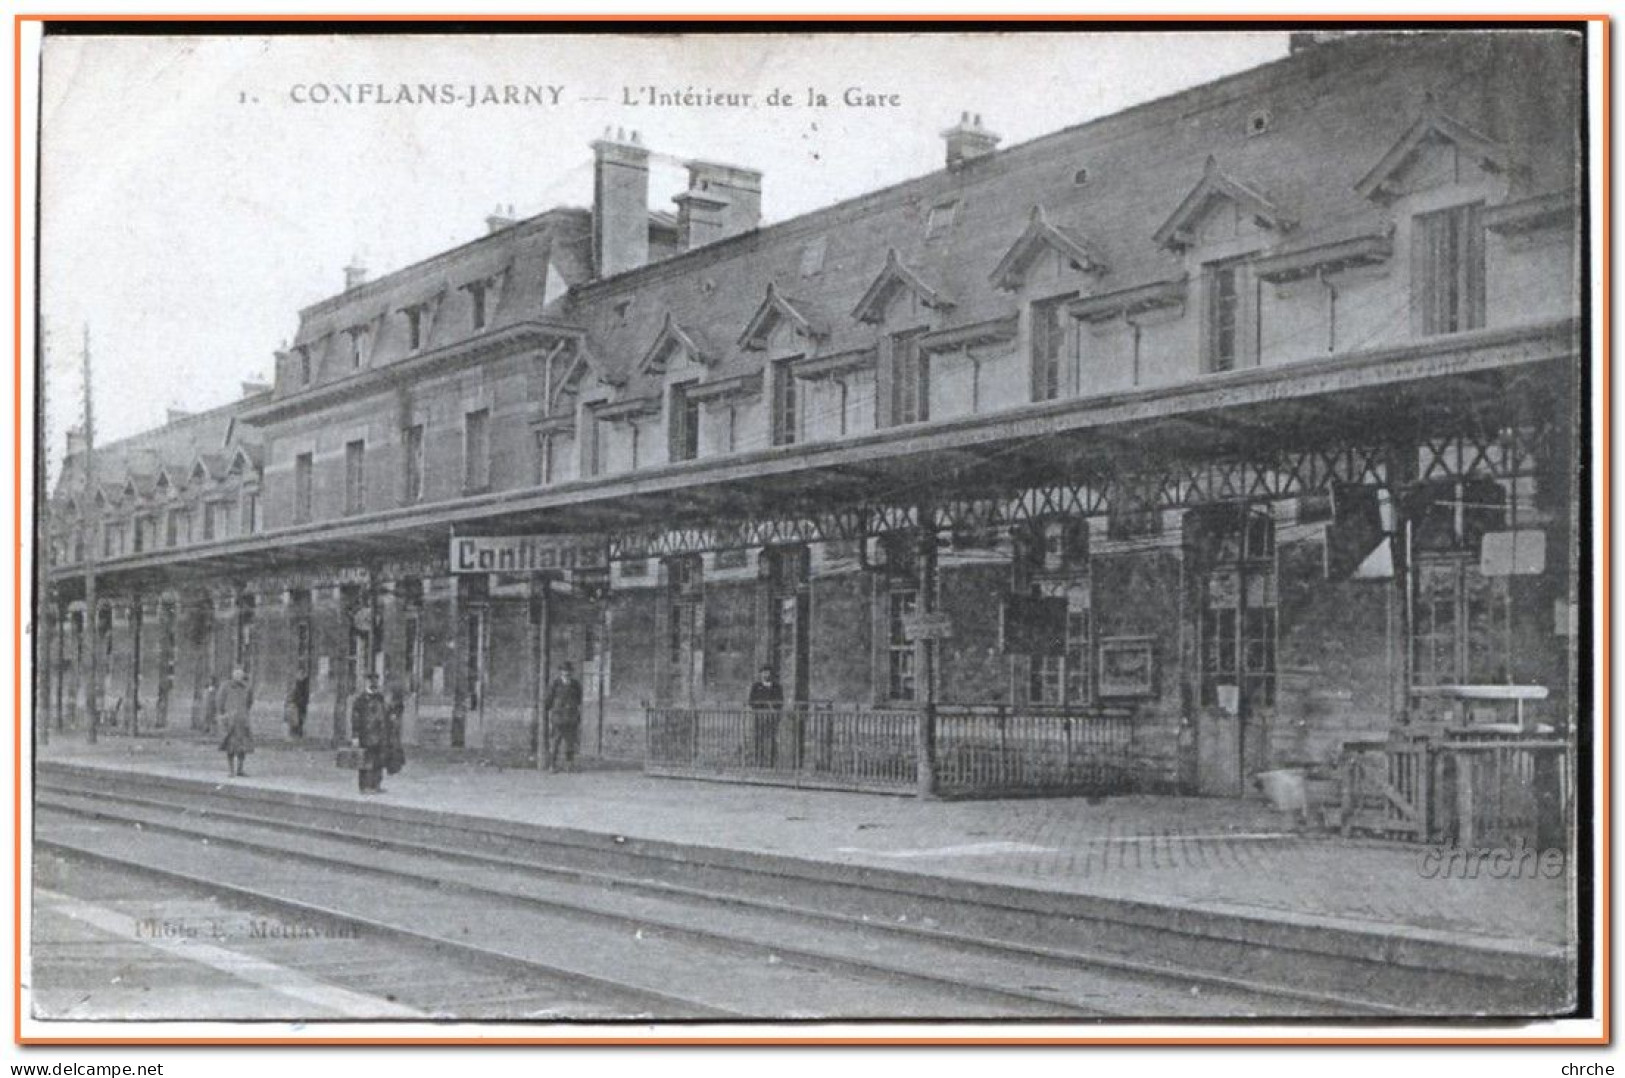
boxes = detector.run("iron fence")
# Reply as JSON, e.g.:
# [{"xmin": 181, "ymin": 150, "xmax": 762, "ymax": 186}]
[
  {"xmin": 645, "ymin": 705, "xmax": 1138, "ymax": 797},
  {"xmin": 645, "ymin": 707, "xmax": 918, "ymax": 793},
  {"xmin": 935, "ymin": 707, "xmax": 1136, "ymax": 796}
]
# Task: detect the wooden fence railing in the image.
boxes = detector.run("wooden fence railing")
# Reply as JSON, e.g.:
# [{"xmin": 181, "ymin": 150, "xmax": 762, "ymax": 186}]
[
  {"xmin": 645, "ymin": 705, "xmax": 1139, "ymax": 798},
  {"xmin": 1340, "ymin": 734, "xmax": 1571, "ymax": 847}
]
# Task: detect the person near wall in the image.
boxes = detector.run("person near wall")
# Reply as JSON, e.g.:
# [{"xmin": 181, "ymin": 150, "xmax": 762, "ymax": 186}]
[
  {"xmin": 198, "ymin": 675, "xmax": 218, "ymax": 734},
  {"xmin": 285, "ymin": 672, "xmax": 309, "ymax": 739},
  {"xmin": 747, "ymin": 665, "xmax": 784, "ymax": 768},
  {"xmin": 544, "ymin": 662, "xmax": 584, "ymax": 773},
  {"xmin": 351, "ymin": 673, "xmax": 388, "ymax": 794},
  {"xmin": 384, "ymin": 683, "xmax": 407, "ymax": 778},
  {"xmin": 217, "ymin": 667, "xmax": 254, "ymax": 778}
]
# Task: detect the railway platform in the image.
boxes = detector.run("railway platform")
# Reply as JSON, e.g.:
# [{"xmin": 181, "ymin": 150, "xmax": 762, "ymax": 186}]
[{"xmin": 35, "ymin": 733, "xmax": 1571, "ymax": 953}]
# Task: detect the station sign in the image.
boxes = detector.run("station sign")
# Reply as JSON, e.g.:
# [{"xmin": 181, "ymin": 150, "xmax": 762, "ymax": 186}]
[
  {"xmin": 903, "ymin": 611, "xmax": 954, "ymax": 642},
  {"xmin": 449, "ymin": 535, "xmax": 606, "ymax": 575}
]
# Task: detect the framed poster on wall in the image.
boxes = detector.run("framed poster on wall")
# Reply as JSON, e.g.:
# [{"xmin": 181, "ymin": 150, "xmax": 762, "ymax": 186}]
[{"xmin": 1098, "ymin": 636, "xmax": 1156, "ymax": 698}]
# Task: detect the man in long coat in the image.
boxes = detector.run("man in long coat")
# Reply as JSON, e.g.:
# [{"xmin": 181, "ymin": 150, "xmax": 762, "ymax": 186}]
[
  {"xmin": 544, "ymin": 662, "xmax": 584, "ymax": 772},
  {"xmin": 218, "ymin": 668, "xmax": 254, "ymax": 777},
  {"xmin": 351, "ymin": 672, "xmax": 388, "ymax": 794}
]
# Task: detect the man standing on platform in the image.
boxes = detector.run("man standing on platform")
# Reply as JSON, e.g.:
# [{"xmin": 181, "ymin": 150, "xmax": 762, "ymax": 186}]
[
  {"xmin": 545, "ymin": 662, "xmax": 583, "ymax": 772},
  {"xmin": 748, "ymin": 664, "xmax": 783, "ymax": 768},
  {"xmin": 217, "ymin": 668, "xmax": 254, "ymax": 778},
  {"xmin": 351, "ymin": 672, "xmax": 388, "ymax": 794}
]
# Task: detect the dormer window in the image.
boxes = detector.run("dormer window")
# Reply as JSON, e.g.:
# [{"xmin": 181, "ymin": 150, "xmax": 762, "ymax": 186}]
[
  {"xmin": 1030, "ymin": 297, "xmax": 1072, "ymax": 402},
  {"xmin": 669, "ymin": 381, "xmax": 701, "ymax": 462},
  {"xmin": 1413, "ymin": 202, "xmax": 1485, "ymax": 336},
  {"xmin": 926, "ymin": 199, "xmax": 959, "ymax": 239},
  {"xmin": 296, "ymin": 345, "xmax": 312, "ymax": 386},
  {"xmin": 468, "ymin": 280, "xmax": 490, "ymax": 331},
  {"xmin": 1204, "ymin": 258, "xmax": 1250, "ymax": 373},
  {"xmin": 346, "ymin": 326, "xmax": 371, "ymax": 369},
  {"xmin": 402, "ymin": 303, "xmax": 435, "ymax": 352},
  {"xmin": 887, "ymin": 329, "xmax": 929, "ymax": 426}
]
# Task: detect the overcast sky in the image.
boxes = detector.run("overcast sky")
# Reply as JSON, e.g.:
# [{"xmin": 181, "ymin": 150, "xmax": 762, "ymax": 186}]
[{"xmin": 39, "ymin": 30, "xmax": 1287, "ymax": 461}]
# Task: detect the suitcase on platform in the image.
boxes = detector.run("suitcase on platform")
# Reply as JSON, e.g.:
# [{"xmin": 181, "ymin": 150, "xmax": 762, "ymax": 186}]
[{"xmin": 335, "ymin": 746, "xmax": 368, "ymax": 770}]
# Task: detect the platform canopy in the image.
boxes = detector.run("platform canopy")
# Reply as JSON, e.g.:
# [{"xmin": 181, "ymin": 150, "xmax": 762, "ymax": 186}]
[{"xmin": 48, "ymin": 318, "xmax": 1578, "ymax": 596}]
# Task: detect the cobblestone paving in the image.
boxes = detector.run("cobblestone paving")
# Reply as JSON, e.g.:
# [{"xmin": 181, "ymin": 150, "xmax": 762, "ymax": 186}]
[{"xmin": 37, "ymin": 735, "xmax": 1572, "ymax": 947}]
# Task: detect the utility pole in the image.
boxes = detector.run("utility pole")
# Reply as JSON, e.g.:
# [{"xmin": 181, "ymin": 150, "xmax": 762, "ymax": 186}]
[
  {"xmin": 36, "ymin": 326, "xmax": 51, "ymax": 747},
  {"xmin": 81, "ymin": 326, "xmax": 99, "ymax": 744}
]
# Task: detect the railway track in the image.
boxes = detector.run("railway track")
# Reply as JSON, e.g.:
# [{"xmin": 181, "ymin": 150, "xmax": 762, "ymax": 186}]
[{"xmin": 33, "ymin": 765, "xmax": 1562, "ymax": 1019}]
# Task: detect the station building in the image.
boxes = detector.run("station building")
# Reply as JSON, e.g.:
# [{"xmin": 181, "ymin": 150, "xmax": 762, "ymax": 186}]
[{"xmin": 44, "ymin": 32, "xmax": 1585, "ymax": 798}]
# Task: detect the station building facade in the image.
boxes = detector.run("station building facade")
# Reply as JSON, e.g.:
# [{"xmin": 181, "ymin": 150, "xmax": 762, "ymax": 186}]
[{"xmin": 45, "ymin": 32, "xmax": 1585, "ymax": 796}]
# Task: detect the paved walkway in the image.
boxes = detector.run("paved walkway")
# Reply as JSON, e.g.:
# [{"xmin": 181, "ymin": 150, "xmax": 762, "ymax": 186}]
[{"xmin": 35, "ymin": 735, "xmax": 1572, "ymax": 949}]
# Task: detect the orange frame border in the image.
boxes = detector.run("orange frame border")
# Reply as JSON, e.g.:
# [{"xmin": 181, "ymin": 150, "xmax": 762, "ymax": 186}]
[{"xmin": 9, "ymin": 12, "xmax": 1610, "ymax": 1048}]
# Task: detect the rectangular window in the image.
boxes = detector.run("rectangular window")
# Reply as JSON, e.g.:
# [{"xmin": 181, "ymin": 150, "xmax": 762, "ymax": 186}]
[
  {"xmin": 1198, "ymin": 507, "xmax": 1277, "ymax": 708},
  {"xmin": 1205, "ymin": 260, "xmax": 1244, "ymax": 373},
  {"xmin": 1031, "ymin": 299, "xmax": 1066, "ymax": 402},
  {"xmin": 293, "ymin": 452, "xmax": 313, "ymax": 524},
  {"xmin": 405, "ymin": 307, "xmax": 425, "ymax": 352},
  {"xmin": 772, "ymin": 361, "xmax": 798, "ymax": 446},
  {"xmin": 166, "ymin": 510, "xmax": 189, "ymax": 548},
  {"xmin": 925, "ymin": 199, "xmax": 959, "ymax": 239},
  {"xmin": 1412, "ymin": 557, "xmax": 1511, "ymax": 688},
  {"xmin": 240, "ymin": 491, "xmax": 259, "ymax": 535},
  {"xmin": 344, "ymin": 439, "xmax": 366, "ymax": 515},
  {"xmin": 463, "ymin": 408, "xmax": 490, "ymax": 491},
  {"xmin": 101, "ymin": 523, "xmax": 116, "ymax": 558},
  {"xmin": 535, "ymin": 430, "xmax": 554, "ymax": 486},
  {"xmin": 470, "ymin": 281, "xmax": 489, "ymax": 331},
  {"xmin": 402, "ymin": 424, "xmax": 424, "ymax": 503},
  {"xmin": 887, "ymin": 589, "xmax": 918, "ymax": 702},
  {"xmin": 347, "ymin": 327, "xmax": 369, "ymax": 370},
  {"xmin": 669, "ymin": 382, "xmax": 700, "ymax": 462},
  {"xmin": 202, "ymin": 501, "xmax": 217, "ymax": 541},
  {"xmin": 890, "ymin": 331, "xmax": 929, "ymax": 425},
  {"xmin": 296, "ymin": 345, "xmax": 312, "ymax": 387},
  {"xmin": 1413, "ymin": 202, "xmax": 1486, "ymax": 337},
  {"xmin": 584, "ymin": 408, "xmax": 603, "ymax": 478},
  {"xmin": 1015, "ymin": 520, "xmax": 1092, "ymax": 706}
]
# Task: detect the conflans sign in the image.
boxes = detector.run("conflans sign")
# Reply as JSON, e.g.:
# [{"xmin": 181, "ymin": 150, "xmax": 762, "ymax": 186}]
[{"xmin": 449, "ymin": 536, "xmax": 606, "ymax": 574}]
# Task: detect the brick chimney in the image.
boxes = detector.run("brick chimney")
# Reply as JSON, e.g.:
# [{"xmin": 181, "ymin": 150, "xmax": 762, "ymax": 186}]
[
  {"xmin": 591, "ymin": 128, "xmax": 650, "ymax": 278},
  {"xmin": 344, "ymin": 259, "xmax": 368, "ymax": 291},
  {"xmin": 486, "ymin": 204, "xmax": 518, "ymax": 234},
  {"xmin": 674, "ymin": 160, "xmax": 763, "ymax": 251},
  {"xmin": 941, "ymin": 112, "xmax": 1000, "ymax": 169}
]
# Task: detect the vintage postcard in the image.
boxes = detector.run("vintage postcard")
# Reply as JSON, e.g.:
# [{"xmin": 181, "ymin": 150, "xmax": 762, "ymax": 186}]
[{"xmin": 20, "ymin": 20, "xmax": 1604, "ymax": 1042}]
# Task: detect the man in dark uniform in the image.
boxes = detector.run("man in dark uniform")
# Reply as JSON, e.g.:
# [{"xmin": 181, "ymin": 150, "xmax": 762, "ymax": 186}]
[
  {"xmin": 747, "ymin": 665, "xmax": 783, "ymax": 768},
  {"xmin": 545, "ymin": 662, "xmax": 584, "ymax": 772},
  {"xmin": 351, "ymin": 672, "xmax": 388, "ymax": 794}
]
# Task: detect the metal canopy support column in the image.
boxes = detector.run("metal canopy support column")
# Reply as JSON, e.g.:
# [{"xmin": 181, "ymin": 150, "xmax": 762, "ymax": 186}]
[
  {"xmin": 914, "ymin": 501, "xmax": 939, "ymax": 799},
  {"xmin": 1383, "ymin": 443, "xmax": 1416, "ymax": 726},
  {"xmin": 534, "ymin": 574, "xmax": 552, "ymax": 769}
]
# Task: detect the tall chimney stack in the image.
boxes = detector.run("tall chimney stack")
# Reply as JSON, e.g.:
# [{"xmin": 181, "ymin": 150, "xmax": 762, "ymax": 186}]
[
  {"xmin": 486, "ymin": 204, "xmax": 518, "ymax": 234},
  {"xmin": 674, "ymin": 160, "xmax": 763, "ymax": 251},
  {"xmin": 591, "ymin": 128, "xmax": 651, "ymax": 278},
  {"xmin": 941, "ymin": 112, "xmax": 1000, "ymax": 170}
]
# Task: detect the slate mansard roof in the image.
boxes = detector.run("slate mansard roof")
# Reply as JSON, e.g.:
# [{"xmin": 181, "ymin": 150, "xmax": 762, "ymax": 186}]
[{"xmin": 551, "ymin": 32, "xmax": 1579, "ymax": 403}]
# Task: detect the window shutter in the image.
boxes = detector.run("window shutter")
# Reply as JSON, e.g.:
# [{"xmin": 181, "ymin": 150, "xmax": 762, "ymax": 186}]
[
  {"xmin": 1410, "ymin": 212, "xmax": 1431, "ymax": 337},
  {"xmin": 1199, "ymin": 265, "xmax": 1216, "ymax": 372},
  {"xmin": 1464, "ymin": 202, "xmax": 1486, "ymax": 330},
  {"xmin": 1242, "ymin": 266, "xmax": 1261, "ymax": 368}
]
